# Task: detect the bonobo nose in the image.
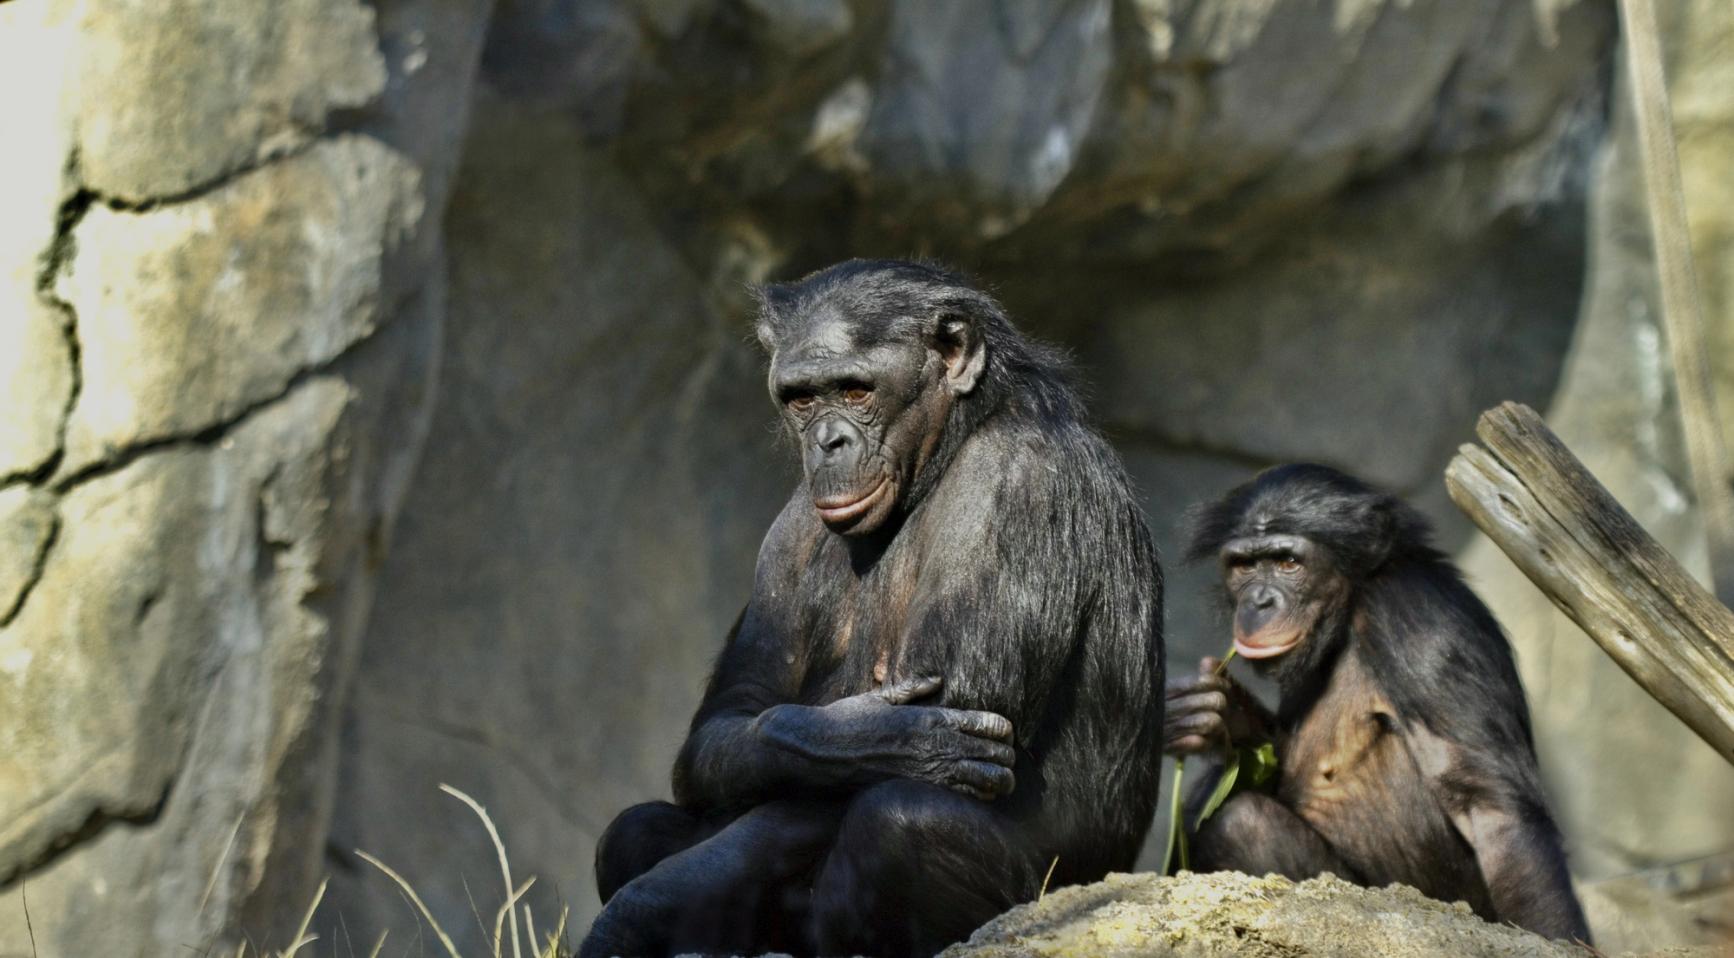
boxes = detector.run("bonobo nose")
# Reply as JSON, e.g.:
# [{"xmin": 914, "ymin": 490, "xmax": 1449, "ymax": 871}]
[
  {"xmin": 814, "ymin": 419, "xmax": 856, "ymax": 457},
  {"xmin": 1253, "ymin": 586, "xmax": 1279, "ymax": 610}
]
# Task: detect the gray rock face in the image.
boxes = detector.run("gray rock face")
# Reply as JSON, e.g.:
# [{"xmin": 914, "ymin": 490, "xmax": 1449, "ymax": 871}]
[
  {"xmin": 0, "ymin": 299, "xmax": 73, "ymax": 484},
  {"xmin": 0, "ymin": 488, "xmax": 54, "ymax": 624},
  {"xmin": 68, "ymin": 0, "xmax": 387, "ymax": 201},
  {"xmin": 54, "ymin": 137, "xmax": 424, "ymax": 476},
  {"xmin": 0, "ymin": 0, "xmax": 491, "ymax": 953},
  {"xmin": 326, "ymin": 99, "xmax": 792, "ymax": 949},
  {"xmin": 9, "ymin": 0, "xmax": 1729, "ymax": 953}
]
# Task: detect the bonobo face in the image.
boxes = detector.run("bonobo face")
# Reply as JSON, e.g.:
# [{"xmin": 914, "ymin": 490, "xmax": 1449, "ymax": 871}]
[
  {"xmin": 1220, "ymin": 534, "xmax": 1347, "ymax": 661},
  {"xmin": 770, "ymin": 318, "xmax": 957, "ymax": 536}
]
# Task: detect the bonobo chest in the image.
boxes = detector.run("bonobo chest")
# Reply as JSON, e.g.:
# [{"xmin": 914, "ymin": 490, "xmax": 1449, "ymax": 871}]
[
  {"xmin": 775, "ymin": 450, "xmax": 1003, "ymax": 707},
  {"xmin": 768, "ymin": 505, "xmax": 935, "ymax": 705},
  {"xmin": 1279, "ymin": 650, "xmax": 1490, "ymax": 909}
]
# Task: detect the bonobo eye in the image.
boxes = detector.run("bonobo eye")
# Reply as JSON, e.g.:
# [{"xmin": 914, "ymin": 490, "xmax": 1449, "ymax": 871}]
[
  {"xmin": 786, "ymin": 393, "xmax": 816, "ymax": 414},
  {"xmin": 843, "ymin": 385, "xmax": 873, "ymax": 405},
  {"xmin": 1276, "ymin": 555, "xmax": 1302, "ymax": 574}
]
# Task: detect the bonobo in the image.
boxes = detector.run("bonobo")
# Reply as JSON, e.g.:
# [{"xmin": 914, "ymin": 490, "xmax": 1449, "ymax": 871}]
[
  {"xmin": 581, "ymin": 260, "xmax": 1165, "ymax": 958},
  {"xmin": 1164, "ymin": 463, "xmax": 1590, "ymax": 942}
]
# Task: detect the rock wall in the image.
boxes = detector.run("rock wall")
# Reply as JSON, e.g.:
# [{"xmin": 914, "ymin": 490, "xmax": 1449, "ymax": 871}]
[
  {"xmin": 7, "ymin": 0, "xmax": 1727, "ymax": 954},
  {"xmin": 0, "ymin": 0, "xmax": 493, "ymax": 953}
]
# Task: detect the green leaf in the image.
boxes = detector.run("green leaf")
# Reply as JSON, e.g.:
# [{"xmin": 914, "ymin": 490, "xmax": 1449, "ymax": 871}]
[
  {"xmin": 1160, "ymin": 759, "xmax": 1186, "ymax": 875},
  {"xmin": 1246, "ymin": 741, "xmax": 1279, "ymax": 788},
  {"xmin": 1193, "ymin": 748, "xmax": 1241, "ymax": 829}
]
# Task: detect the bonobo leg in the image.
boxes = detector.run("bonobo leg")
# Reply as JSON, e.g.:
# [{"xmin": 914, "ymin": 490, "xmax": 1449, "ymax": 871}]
[
  {"xmin": 1191, "ymin": 792, "xmax": 1360, "ymax": 882},
  {"xmin": 593, "ymin": 801, "xmax": 716, "ymax": 904},
  {"xmin": 579, "ymin": 800, "xmax": 841, "ymax": 958},
  {"xmin": 810, "ymin": 780, "xmax": 1044, "ymax": 958}
]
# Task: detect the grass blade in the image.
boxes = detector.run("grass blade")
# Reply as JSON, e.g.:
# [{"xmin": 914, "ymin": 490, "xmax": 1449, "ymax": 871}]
[
  {"xmin": 355, "ymin": 850, "xmax": 463, "ymax": 958},
  {"xmin": 441, "ymin": 784, "xmax": 524, "ymax": 958}
]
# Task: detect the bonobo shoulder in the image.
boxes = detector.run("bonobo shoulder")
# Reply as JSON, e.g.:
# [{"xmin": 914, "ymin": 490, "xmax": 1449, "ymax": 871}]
[
  {"xmin": 752, "ymin": 488, "xmax": 827, "ymax": 584},
  {"xmin": 955, "ymin": 416, "xmax": 1074, "ymax": 480},
  {"xmin": 966, "ymin": 414, "xmax": 1126, "ymax": 501}
]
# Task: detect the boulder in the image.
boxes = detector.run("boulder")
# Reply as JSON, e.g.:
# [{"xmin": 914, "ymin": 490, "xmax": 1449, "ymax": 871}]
[{"xmin": 947, "ymin": 871, "xmax": 1715, "ymax": 958}]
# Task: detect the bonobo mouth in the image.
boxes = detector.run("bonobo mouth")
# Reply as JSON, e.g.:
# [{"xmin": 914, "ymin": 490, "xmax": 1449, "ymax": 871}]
[
  {"xmin": 813, "ymin": 476, "xmax": 892, "ymax": 529},
  {"xmin": 1233, "ymin": 628, "xmax": 1301, "ymax": 660}
]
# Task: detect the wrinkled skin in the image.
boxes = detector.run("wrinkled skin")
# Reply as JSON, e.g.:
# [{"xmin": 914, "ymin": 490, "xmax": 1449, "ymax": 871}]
[
  {"xmin": 582, "ymin": 261, "xmax": 1164, "ymax": 958},
  {"xmin": 771, "ymin": 311, "xmax": 980, "ymax": 537},
  {"xmin": 1166, "ymin": 532, "xmax": 1350, "ymax": 755},
  {"xmin": 1163, "ymin": 464, "xmax": 1591, "ymax": 944}
]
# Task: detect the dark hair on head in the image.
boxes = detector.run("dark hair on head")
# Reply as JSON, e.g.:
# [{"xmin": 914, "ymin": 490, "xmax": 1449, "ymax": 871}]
[
  {"xmin": 751, "ymin": 258, "xmax": 1083, "ymax": 429},
  {"xmin": 1183, "ymin": 463, "xmax": 1435, "ymax": 576}
]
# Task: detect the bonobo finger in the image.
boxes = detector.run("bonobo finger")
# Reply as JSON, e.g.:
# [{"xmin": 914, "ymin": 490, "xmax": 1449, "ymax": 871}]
[
  {"xmin": 952, "ymin": 760, "xmax": 1015, "ymax": 799},
  {"xmin": 946, "ymin": 781, "xmax": 993, "ymax": 802},
  {"xmin": 1200, "ymin": 656, "xmax": 1224, "ymax": 676},
  {"xmin": 879, "ymin": 675, "xmax": 944, "ymax": 705},
  {"xmin": 1167, "ymin": 734, "xmax": 1211, "ymax": 755},
  {"xmin": 1166, "ymin": 672, "xmax": 1227, "ymax": 697},
  {"xmin": 1171, "ymin": 711, "xmax": 1223, "ymax": 735},
  {"xmin": 955, "ymin": 733, "xmax": 1017, "ymax": 769},
  {"xmin": 1168, "ymin": 691, "xmax": 1228, "ymax": 716},
  {"xmin": 946, "ymin": 709, "xmax": 1014, "ymax": 742}
]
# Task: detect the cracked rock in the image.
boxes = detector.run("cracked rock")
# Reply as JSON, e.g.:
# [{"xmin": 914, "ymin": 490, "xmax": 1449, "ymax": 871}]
[
  {"xmin": 53, "ymin": 135, "xmax": 424, "ymax": 478},
  {"xmin": 69, "ymin": 0, "xmax": 387, "ymax": 201},
  {"xmin": 0, "ymin": 487, "xmax": 56, "ymax": 624},
  {"xmin": 0, "ymin": 2, "xmax": 78, "ymax": 482},
  {"xmin": 0, "ymin": 297, "xmax": 75, "ymax": 481},
  {"xmin": 0, "ymin": 383, "xmax": 344, "ymax": 878}
]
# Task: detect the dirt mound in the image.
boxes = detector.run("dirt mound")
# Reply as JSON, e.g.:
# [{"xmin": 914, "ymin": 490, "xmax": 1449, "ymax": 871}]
[{"xmin": 945, "ymin": 871, "xmax": 1651, "ymax": 958}]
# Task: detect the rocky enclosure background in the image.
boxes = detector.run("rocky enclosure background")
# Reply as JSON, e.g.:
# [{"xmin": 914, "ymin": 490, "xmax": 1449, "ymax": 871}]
[{"xmin": 1, "ymin": 1, "xmax": 1732, "ymax": 954}]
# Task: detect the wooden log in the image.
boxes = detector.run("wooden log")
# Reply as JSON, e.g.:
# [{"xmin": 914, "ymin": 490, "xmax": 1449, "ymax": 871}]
[{"xmin": 1446, "ymin": 401, "xmax": 1734, "ymax": 765}]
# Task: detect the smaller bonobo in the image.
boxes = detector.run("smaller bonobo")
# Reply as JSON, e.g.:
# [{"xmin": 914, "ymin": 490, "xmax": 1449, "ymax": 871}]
[{"xmin": 1165, "ymin": 464, "xmax": 1590, "ymax": 942}]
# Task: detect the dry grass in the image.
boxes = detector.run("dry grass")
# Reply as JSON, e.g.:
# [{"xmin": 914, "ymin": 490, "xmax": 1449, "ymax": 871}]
[{"xmin": 220, "ymin": 784, "xmax": 570, "ymax": 958}]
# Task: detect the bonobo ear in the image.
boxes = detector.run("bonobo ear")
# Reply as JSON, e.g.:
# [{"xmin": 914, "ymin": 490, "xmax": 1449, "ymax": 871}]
[
  {"xmin": 1355, "ymin": 499, "xmax": 1400, "ymax": 573},
  {"xmin": 935, "ymin": 312, "xmax": 986, "ymax": 395},
  {"xmin": 752, "ymin": 282, "xmax": 798, "ymax": 353}
]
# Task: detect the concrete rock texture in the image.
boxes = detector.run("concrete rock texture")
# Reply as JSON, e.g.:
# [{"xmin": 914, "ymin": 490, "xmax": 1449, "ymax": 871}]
[{"xmin": 0, "ymin": 0, "xmax": 1729, "ymax": 954}]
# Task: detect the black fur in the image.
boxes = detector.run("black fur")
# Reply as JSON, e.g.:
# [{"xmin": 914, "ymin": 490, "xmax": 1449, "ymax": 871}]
[{"xmin": 582, "ymin": 260, "xmax": 1165, "ymax": 958}]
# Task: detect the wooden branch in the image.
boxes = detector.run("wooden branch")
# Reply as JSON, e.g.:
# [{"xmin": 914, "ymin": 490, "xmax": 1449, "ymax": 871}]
[
  {"xmin": 1617, "ymin": 0, "xmax": 1734, "ymax": 603},
  {"xmin": 1446, "ymin": 402, "xmax": 1734, "ymax": 765}
]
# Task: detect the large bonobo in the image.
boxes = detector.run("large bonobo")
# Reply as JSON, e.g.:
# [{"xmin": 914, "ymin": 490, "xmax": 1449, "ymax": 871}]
[
  {"xmin": 1164, "ymin": 464, "xmax": 1590, "ymax": 942},
  {"xmin": 581, "ymin": 260, "xmax": 1165, "ymax": 958}
]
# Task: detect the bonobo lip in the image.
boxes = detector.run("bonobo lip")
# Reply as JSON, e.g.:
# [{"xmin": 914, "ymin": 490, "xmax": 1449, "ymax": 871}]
[
  {"xmin": 813, "ymin": 476, "xmax": 891, "ymax": 527},
  {"xmin": 1233, "ymin": 630, "xmax": 1301, "ymax": 660}
]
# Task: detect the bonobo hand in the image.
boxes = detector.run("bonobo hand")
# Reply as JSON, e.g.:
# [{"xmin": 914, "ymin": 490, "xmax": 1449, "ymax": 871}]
[
  {"xmin": 759, "ymin": 676, "xmax": 1017, "ymax": 800},
  {"xmin": 1163, "ymin": 657, "xmax": 1266, "ymax": 755}
]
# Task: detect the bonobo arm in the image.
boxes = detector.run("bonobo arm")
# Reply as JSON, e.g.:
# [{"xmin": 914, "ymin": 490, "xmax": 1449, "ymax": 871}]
[
  {"xmin": 674, "ymin": 670, "xmax": 1016, "ymax": 811},
  {"xmin": 672, "ymin": 506, "xmax": 1018, "ymax": 812},
  {"xmin": 1458, "ymin": 805, "xmax": 1591, "ymax": 942},
  {"xmin": 1405, "ymin": 724, "xmax": 1591, "ymax": 942}
]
